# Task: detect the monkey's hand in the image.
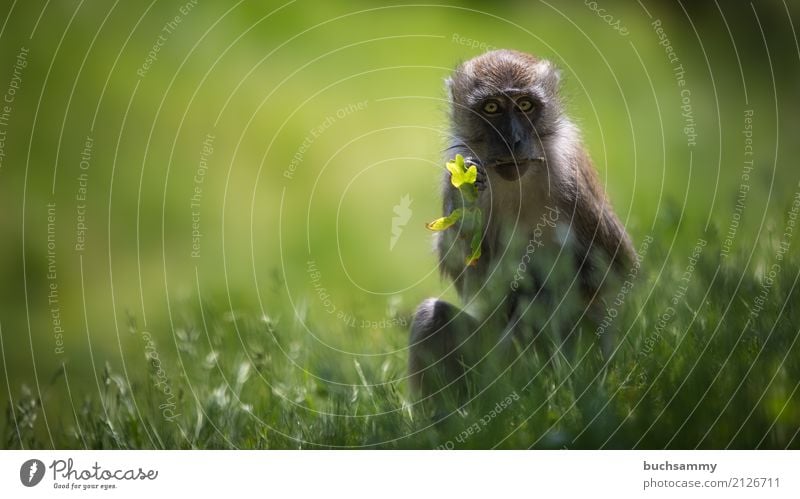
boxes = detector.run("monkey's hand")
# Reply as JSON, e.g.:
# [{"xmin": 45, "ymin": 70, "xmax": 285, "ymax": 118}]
[{"xmin": 464, "ymin": 156, "xmax": 487, "ymax": 192}]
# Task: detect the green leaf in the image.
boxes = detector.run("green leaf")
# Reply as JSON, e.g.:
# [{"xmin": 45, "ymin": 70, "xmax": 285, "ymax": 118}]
[
  {"xmin": 465, "ymin": 208, "xmax": 483, "ymax": 267},
  {"xmin": 425, "ymin": 208, "xmax": 463, "ymax": 231},
  {"xmin": 460, "ymin": 183, "xmax": 478, "ymax": 203}
]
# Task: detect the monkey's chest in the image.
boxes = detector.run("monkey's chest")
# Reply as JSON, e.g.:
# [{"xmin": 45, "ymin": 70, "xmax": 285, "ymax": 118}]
[{"xmin": 482, "ymin": 167, "xmax": 562, "ymax": 253}]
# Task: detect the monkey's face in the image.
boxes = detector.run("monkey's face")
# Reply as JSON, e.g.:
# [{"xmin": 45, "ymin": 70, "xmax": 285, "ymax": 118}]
[
  {"xmin": 470, "ymin": 92, "xmax": 544, "ymax": 168},
  {"xmin": 447, "ymin": 50, "xmax": 562, "ymax": 174}
]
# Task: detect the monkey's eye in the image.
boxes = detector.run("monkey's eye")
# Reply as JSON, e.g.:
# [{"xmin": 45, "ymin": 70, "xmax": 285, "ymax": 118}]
[
  {"xmin": 482, "ymin": 100, "xmax": 500, "ymax": 114},
  {"xmin": 517, "ymin": 99, "xmax": 534, "ymax": 112}
]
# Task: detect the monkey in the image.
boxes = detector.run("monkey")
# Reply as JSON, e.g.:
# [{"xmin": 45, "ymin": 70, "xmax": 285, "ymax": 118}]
[{"xmin": 408, "ymin": 49, "xmax": 635, "ymax": 403}]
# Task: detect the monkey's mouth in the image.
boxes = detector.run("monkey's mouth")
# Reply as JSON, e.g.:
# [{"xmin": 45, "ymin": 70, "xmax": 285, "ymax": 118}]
[{"xmin": 490, "ymin": 159, "xmax": 541, "ymax": 181}]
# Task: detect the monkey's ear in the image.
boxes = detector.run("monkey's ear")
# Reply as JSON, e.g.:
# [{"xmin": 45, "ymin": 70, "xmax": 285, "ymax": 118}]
[
  {"xmin": 537, "ymin": 59, "xmax": 562, "ymax": 92},
  {"xmin": 552, "ymin": 66, "xmax": 562, "ymax": 86}
]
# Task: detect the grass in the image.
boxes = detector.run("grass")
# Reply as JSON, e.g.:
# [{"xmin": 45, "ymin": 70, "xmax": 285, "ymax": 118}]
[{"xmin": 4, "ymin": 220, "xmax": 800, "ymax": 450}]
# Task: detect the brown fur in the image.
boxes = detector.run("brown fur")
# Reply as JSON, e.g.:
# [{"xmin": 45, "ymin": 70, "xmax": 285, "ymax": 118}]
[{"xmin": 408, "ymin": 50, "xmax": 634, "ymax": 400}]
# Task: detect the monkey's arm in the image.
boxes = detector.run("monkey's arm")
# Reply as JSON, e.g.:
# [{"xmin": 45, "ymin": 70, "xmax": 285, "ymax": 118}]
[
  {"xmin": 436, "ymin": 155, "xmax": 487, "ymax": 297},
  {"xmin": 567, "ymin": 149, "xmax": 635, "ymax": 295}
]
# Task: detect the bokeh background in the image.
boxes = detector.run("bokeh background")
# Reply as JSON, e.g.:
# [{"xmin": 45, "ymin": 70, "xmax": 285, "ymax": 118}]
[{"xmin": 1, "ymin": 0, "xmax": 799, "ymax": 447}]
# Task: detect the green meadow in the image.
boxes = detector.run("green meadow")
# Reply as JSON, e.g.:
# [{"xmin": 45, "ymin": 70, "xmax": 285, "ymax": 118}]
[{"xmin": 1, "ymin": 1, "xmax": 798, "ymax": 449}]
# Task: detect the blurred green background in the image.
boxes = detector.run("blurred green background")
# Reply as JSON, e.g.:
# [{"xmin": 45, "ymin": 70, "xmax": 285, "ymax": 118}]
[{"xmin": 1, "ymin": 0, "xmax": 799, "ymax": 445}]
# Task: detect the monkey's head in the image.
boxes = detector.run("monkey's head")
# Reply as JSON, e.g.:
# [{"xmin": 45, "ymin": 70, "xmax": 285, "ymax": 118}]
[{"xmin": 447, "ymin": 49, "xmax": 563, "ymax": 173}]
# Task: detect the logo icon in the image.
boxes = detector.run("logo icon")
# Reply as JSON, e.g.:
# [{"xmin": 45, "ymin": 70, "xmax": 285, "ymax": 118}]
[
  {"xmin": 20, "ymin": 459, "xmax": 45, "ymax": 487},
  {"xmin": 390, "ymin": 194, "xmax": 413, "ymax": 251}
]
